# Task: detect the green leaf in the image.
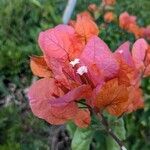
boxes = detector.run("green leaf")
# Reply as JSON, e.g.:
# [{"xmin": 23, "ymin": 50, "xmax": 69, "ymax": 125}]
[
  {"xmin": 66, "ymin": 121, "xmax": 77, "ymax": 138},
  {"xmin": 92, "ymin": 130, "xmax": 107, "ymax": 150},
  {"xmin": 71, "ymin": 127, "xmax": 94, "ymax": 150},
  {"xmin": 106, "ymin": 118, "xmax": 126, "ymax": 150},
  {"xmin": 30, "ymin": 0, "xmax": 42, "ymax": 8}
]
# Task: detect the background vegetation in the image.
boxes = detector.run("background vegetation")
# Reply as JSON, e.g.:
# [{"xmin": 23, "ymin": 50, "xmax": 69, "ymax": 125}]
[{"xmin": 0, "ymin": 0, "xmax": 150, "ymax": 149}]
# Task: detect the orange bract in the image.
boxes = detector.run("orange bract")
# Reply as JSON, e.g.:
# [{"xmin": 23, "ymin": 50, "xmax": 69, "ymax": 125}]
[
  {"xmin": 103, "ymin": 0, "xmax": 116, "ymax": 5},
  {"xmin": 128, "ymin": 24, "xmax": 142, "ymax": 39},
  {"xmin": 74, "ymin": 109, "xmax": 91, "ymax": 128},
  {"xmin": 143, "ymin": 27, "xmax": 150, "ymax": 40},
  {"xmin": 30, "ymin": 56, "xmax": 52, "ymax": 78},
  {"xmin": 28, "ymin": 78, "xmax": 92, "ymax": 126},
  {"xmin": 104, "ymin": 12, "xmax": 115, "ymax": 23},
  {"xmin": 94, "ymin": 78, "xmax": 129, "ymax": 116},
  {"xmin": 144, "ymin": 47, "xmax": 150, "ymax": 77},
  {"xmin": 127, "ymin": 87, "xmax": 144, "ymax": 113},
  {"xmin": 119, "ymin": 12, "xmax": 137, "ymax": 31},
  {"xmin": 119, "ymin": 12, "xmax": 148, "ymax": 39},
  {"xmin": 118, "ymin": 60, "xmax": 134, "ymax": 86},
  {"xmin": 38, "ymin": 25, "xmax": 78, "ymax": 61},
  {"xmin": 88, "ymin": 4, "xmax": 98, "ymax": 12},
  {"xmin": 115, "ymin": 55, "xmax": 136, "ymax": 86},
  {"xmin": 75, "ymin": 12, "xmax": 99, "ymax": 43},
  {"xmin": 132, "ymin": 38, "xmax": 148, "ymax": 72}
]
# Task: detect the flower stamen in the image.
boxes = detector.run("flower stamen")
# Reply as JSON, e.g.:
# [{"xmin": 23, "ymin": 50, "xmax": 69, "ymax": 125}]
[
  {"xmin": 70, "ymin": 58, "xmax": 80, "ymax": 67},
  {"xmin": 77, "ymin": 66, "xmax": 88, "ymax": 75}
]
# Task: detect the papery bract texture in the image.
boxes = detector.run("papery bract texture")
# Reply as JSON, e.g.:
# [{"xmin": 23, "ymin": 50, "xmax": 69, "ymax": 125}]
[
  {"xmin": 38, "ymin": 24, "xmax": 81, "ymax": 61},
  {"xmin": 94, "ymin": 78, "xmax": 129, "ymax": 116},
  {"xmin": 30, "ymin": 56, "xmax": 52, "ymax": 77},
  {"xmin": 28, "ymin": 78, "xmax": 69, "ymax": 124},
  {"xmin": 132, "ymin": 38, "xmax": 148, "ymax": 71},
  {"xmin": 127, "ymin": 87, "xmax": 144, "ymax": 113},
  {"xmin": 75, "ymin": 12, "xmax": 99, "ymax": 43},
  {"xmin": 28, "ymin": 78, "xmax": 92, "ymax": 127},
  {"xmin": 74, "ymin": 109, "xmax": 91, "ymax": 128},
  {"xmin": 49, "ymin": 85, "xmax": 92, "ymax": 107},
  {"xmin": 80, "ymin": 36, "xmax": 119, "ymax": 83},
  {"xmin": 114, "ymin": 42, "xmax": 138, "ymax": 86},
  {"xmin": 115, "ymin": 41, "xmax": 134, "ymax": 66},
  {"xmin": 144, "ymin": 46, "xmax": 150, "ymax": 77}
]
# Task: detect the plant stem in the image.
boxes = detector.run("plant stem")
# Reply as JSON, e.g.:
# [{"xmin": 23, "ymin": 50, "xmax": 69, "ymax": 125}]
[
  {"xmin": 75, "ymin": 101, "xmax": 127, "ymax": 150},
  {"xmin": 97, "ymin": 113, "xmax": 127, "ymax": 150}
]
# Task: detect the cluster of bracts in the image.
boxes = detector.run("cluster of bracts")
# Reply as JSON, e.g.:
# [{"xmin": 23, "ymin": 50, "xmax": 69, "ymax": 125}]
[
  {"xmin": 89, "ymin": 0, "xmax": 150, "ymax": 40},
  {"xmin": 28, "ymin": 0, "xmax": 150, "ymax": 128}
]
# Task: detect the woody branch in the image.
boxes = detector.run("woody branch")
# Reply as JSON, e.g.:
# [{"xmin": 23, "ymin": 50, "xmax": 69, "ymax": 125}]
[
  {"xmin": 97, "ymin": 113, "xmax": 127, "ymax": 150},
  {"xmin": 76, "ymin": 101, "xmax": 127, "ymax": 150}
]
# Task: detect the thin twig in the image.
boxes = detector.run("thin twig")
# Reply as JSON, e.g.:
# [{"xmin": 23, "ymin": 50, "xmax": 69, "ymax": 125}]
[
  {"xmin": 97, "ymin": 113, "xmax": 127, "ymax": 150},
  {"xmin": 75, "ymin": 101, "xmax": 127, "ymax": 150},
  {"xmin": 62, "ymin": 0, "xmax": 77, "ymax": 24}
]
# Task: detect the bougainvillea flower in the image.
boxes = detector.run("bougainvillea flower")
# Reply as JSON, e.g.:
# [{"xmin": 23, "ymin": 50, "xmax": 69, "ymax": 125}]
[
  {"xmin": 28, "ymin": 14, "xmax": 149, "ymax": 128},
  {"xmin": 119, "ymin": 12, "xmax": 150, "ymax": 40},
  {"xmin": 113, "ymin": 41, "xmax": 145, "ymax": 112},
  {"xmin": 119, "ymin": 12, "xmax": 144, "ymax": 39},
  {"xmin": 94, "ymin": 78, "xmax": 129, "ymax": 116},
  {"xmin": 119, "ymin": 12, "xmax": 137, "ymax": 30},
  {"xmin": 28, "ymin": 21, "xmax": 100, "ymax": 127},
  {"xmin": 104, "ymin": 12, "xmax": 115, "ymax": 23},
  {"xmin": 103, "ymin": 0, "xmax": 116, "ymax": 6}
]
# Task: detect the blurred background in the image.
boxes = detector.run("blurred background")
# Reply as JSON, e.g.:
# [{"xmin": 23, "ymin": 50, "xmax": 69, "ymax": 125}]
[{"xmin": 0, "ymin": 0, "xmax": 150, "ymax": 149}]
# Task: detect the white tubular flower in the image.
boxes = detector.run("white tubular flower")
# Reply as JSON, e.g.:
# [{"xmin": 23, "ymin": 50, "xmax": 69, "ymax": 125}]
[
  {"xmin": 77, "ymin": 66, "xmax": 88, "ymax": 75},
  {"xmin": 70, "ymin": 58, "xmax": 80, "ymax": 67},
  {"xmin": 121, "ymin": 146, "xmax": 127, "ymax": 150}
]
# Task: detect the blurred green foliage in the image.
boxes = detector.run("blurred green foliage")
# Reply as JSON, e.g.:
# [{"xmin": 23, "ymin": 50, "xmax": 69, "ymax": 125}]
[
  {"xmin": 0, "ymin": 0, "xmax": 150, "ymax": 149},
  {"xmin": 0, "ymin": 0, "xmax": 63, "ymax": 85},
  {"xmin": 0, "ymin": 105, "xmax": 21, "ymax": 150}
]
